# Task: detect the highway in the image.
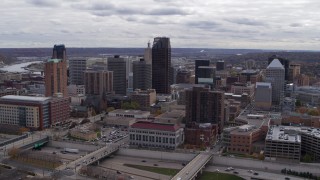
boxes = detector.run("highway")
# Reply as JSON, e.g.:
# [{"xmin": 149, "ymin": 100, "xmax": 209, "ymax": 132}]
[
  {"xmin": 171, "ymin": 151, "xmax": 213, "ymax": 180},
  {"xmin": 0, "ymin": 133, "xmax": 48, "ymax": 155},
  {"xmin": 56, "ymin": 135, "xmax": 128, "ymax": 171}
]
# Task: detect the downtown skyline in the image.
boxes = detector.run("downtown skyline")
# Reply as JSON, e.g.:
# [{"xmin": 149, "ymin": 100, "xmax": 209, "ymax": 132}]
[{"xmin": 1, "ymin": 0, "xmax": 320, "ymax": 50}]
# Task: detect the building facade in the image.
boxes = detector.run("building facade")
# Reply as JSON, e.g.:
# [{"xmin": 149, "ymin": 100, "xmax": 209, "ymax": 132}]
[
  {"xmin": 133, "ymin": 59, "xmax": 152, "ymax": 90},
  {"xmin": 108, "ymin": 55, "xmax": 127, "ymax": 95},
  {"xmin": 254, "ymin": 82, "xmax": 272, "ymax": 110},
  {"xmin": 265, "ymin": 59, "xmax": 285, "ymax": 105},
  {"xmin": 131, "ymin": 89, "xmax": 156, "ymax": 111},
  {"xmin": 195, "ymin": 60, "xmax": 210, "ymax": 84},
  {"xmin": 152, "ymin": 37, "xmax": 171, "ymax": 94},
  {"xmin": 185, "ymin": 87, "xmax": 225, "ymax": 133},
  {"xmin": 49, "ymin": 97, "xmax": 70, "ymax": 125},
  {"xmin": 129, "ymin": 121, "xmax": 184, "ymax": 149},
  {"xmin": 84, "ymin": 70, "xmax": 113, "ymax": 96},
  {"xmin": 69, "ymin": 58, "xmax": 87, "ymax": 85}
]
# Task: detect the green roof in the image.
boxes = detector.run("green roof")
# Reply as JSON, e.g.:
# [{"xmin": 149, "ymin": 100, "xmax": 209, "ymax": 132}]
[{"xmin": 47, "ymin": 59, "xmax": 62, "ymax": 63}]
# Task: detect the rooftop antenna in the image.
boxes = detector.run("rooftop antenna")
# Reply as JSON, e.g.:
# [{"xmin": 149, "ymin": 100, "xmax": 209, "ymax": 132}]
[{"xmin": 147, "ymin": 40, "xmax": 150, "ymax": 48}]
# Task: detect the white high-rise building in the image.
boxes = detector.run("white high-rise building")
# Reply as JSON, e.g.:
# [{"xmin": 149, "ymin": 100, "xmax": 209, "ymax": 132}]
[{"xmin": 265, "ymin": 59, "xmax": 285, "ymax": 105}]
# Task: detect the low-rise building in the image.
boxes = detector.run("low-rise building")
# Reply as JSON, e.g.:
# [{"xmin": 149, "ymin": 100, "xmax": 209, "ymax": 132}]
[
  {"xmin": 104, "ymin": 116, "xmax": 137, "ymax": 127},
  {"xmin": 130, "ymin": 89, "xmax": 156, "ymax": 111},
  {"xmin": 129, "ymin": 121, "xmax": 184, "ymax": 150},
  {"xmin": 184, "ymin": 123, "xmax": 218, "ymax": 148},
  {"xmin": 108, "ymin": 109, "xmax": 150, "ymax": 119},
  {"xmin": 265, "ymin": 126, "xmax": 301, "ymax": 162}
]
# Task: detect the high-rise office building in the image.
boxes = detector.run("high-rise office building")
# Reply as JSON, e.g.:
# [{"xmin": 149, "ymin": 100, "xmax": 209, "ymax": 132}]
[
  {"xmin": 108, "ymin": 55, "xmax": 127, "ymax": 95},
  {"xmin": 185, "ymin": 87, "xmax": 225, "ymax": 133},
  {"xmin": 265, "ymin": 59, "xmax": 285, "ymax": 105},
  {"xmin": 195, "ymin": 60, "xmax": 210, "ymax": 84},
  {"xmin": 69, "ymin": 58, "xmax": 87, "ymax": 85},
  {"xmin": 197, "ymin": 66, "xmax": 216, "ymax": 89},
  {"xmin": 45, "ymin": 45, "xmax": 68, "ymax": 97},
  {"xmin": 133, "ymin": 59, "xmax": 152, "ymax": 90},
  {"xmin": 216, "ymin": 60, "xmax": 225, "ymax": 71},
  {"xmin": 84, "ymin": 70, "xmax": 113, "ymax": 96},
  {"xmin": 254, "ymin": 82, "xmax": 272, "ymax": 110},
  {"xmin": 152, "ymin": 37, "xmax": 171, "ymax": 94},
  {"xmin": 268, "ymin": 55, "xmax": 290, "ymax": 81}
]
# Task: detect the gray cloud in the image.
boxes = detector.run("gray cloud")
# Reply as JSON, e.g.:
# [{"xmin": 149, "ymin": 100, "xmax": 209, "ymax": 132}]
[
  {"xmin": 26, "ymin": 0, "xmax": 60, "ymax": 7},
  {"xmin": 225, "ymin": 18, "xmax": 266, "ymax": 26},
  {"xmin": 290, "ymin": 23, "xmax": 303, "ymax": 27},
  {"xmin": 186, "ymin": 21, "xmax": 220, "ymax": 30}
]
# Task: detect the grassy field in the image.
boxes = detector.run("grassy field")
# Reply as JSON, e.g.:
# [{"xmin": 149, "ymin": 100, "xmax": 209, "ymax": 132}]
[
  {"xmin": 123, "ymin": 164, "xmax": 244, "ymax": 180},
  {"xmin": 124, "ymin": 164, "xmax": 179, "ymax": 176}
]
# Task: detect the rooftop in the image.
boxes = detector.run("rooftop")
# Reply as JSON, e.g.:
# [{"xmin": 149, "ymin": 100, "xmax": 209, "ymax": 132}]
[
  {"xmin": 266, "ymin": 125, "xmax": 301, "ymax": 143},
  {"xmin": 130, "ymin": 121, "xmax": 181, "ymax": 132},
  {"xmin": 109, "ymin": 109, "xmax": 150, "ymax": 116},
  {"xmin": 267, "ymin": 59, "xmax": 284, "ymax": 69},
  {"xmin": 0, "ymin": 95, "xmax": 50, "ymax": 102},
  {"xmin": 256, "ymin": 82, "xmax": 271, "ymax": 88}
]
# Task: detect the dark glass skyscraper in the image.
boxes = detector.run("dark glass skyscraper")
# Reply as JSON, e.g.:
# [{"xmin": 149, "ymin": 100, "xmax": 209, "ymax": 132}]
[
  {"xmin": 152, "ymin": 37, "xmax": 171, "ymax": 94},
  {"xmin": 52, "ymin": 44, "xmax": 66, "ymax": 60},
  {"xmin": 133, "ymin": 59, "xmax": 152, "ymax": 90},
  {"xmin": 195, "ymin": 59, "xmax": 210, "ymax": 84}
]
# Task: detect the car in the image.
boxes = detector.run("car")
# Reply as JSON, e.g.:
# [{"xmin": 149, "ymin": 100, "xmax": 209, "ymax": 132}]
[
  {"xmin": 129, "ymin": 176, "xmax": 134, "ymax": 179},
  {"xmin": 52, "ymin": 151, "xmax": 56, "ymax": 154},
  {"xmin": 228, "ymin": 167, "xmax": 234, "ymax": 170},
  {"xmin": 116, "ymin": 170, "xmax": 121, "ymax": 174},
  {"xmin": 153, "ymin": 164, "xmax": 158, "ymax": 166},
  {"xmin": 248, "ymin": 170, "xmax": 253, "ymax": 173},
  {"xmin": 182, "ymin": 163, "xmax": 186, "ymax": 166},
  {"xmin": 285, "ymin": 177, "xmax": 290, "ymax": 180},
  {"xmin": 141, "ymin": 160, "xmax": 146, "ymax": 162},
  {"xmin": 233, "ymin": 171, "xmax": 239, "ymax": 174},
  {"xmin": 254, "ymin": 172, "xmax": 259, "ymax": 175}
]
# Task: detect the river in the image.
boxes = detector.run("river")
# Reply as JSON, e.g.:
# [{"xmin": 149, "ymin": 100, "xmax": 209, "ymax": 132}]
[{"xmin": 0, "ymin": 61, "xmax": 43, "ymax": 73}]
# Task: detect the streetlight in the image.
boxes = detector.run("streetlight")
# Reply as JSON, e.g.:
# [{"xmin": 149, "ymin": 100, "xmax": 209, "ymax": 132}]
[{"xmin": 215, "ymin": 169, "xmax": 220, "ymax": 179}]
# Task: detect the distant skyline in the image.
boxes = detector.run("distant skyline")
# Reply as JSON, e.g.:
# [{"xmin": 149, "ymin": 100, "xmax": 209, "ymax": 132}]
[{"xmin": 1, "ymin": 0, "xmax": 320, "ymax": 50}]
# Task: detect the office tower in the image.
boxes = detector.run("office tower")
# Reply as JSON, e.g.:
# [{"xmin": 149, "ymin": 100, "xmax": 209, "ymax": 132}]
[
  {"xmin": 216, "ymin": 60, "xmax": 225, "ymax": 71},
  {"xmin": 69, "ymin": 58, "xmax": 87, "ymax": 85},
  {"xmin": 108, "ymin": 55, "xmax": 127, "ymax": 95},
  {"xmin": 268, "ymin": 55, "xmax": 290, "ymax": 81},
  {"xmin": 45, "ymin": 45, "xmax": 68, "ymax": 97},
  {"xmin": 84, "ymin": 70, "xmax": 113, "ymax": 96},
  {"xmin": 152, "ymin": 37, "xmax": 171, "ymax": 94},
  {"xmin": 185, "ymin": 87, "xmax": 225, "ymax": 133},
  {"xmin": 176, "ymin": 69, "xmax": 191, "ymax": 84},
  {"xmin": 52, "ymin": 44, "xmax": 66, "ymax": 60},
  {"xmin": 133, "ymin": 59, "xmax": 152, "ymax": 90},
  {"xmin": 144, "ymin": 41, "xmax": 152, "ymax": 64},
  {"xmin": 289, "ymin": 63, "xmax": 301, "ymax": 81},
  {"xmin": 195, "ymin": 60, "xmax": 210, "ymax": 84},
  {"xmin": 254, "ymin": 82, "xmax": 272, "ymax": 110},
  {"xmin": 197, "ymin": 66, "xmax": 216, "ymax": 89},
  {"xmin": 239, "ymin": 70, "xmax": 262, "ymax": 84},
  {"xmin": 265, "ymin": 59, "xmax": 285, "ymax": 105}
]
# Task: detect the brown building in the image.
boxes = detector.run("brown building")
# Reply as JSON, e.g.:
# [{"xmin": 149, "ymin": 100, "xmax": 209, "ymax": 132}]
[
  {"xmin": 84, "ymin": 70, "xmax": 113, "ymax": 96},
  {"xmin": 295, "ymin": 74, "xmax": 309, "ymax": 87},
  {"xmin": 282, "ymin": 112, "xmax": 320, "ymax": 128},
  {"xmin": 45, "ymin": 45, "xmax": 68, "ymax": 97},
  {"xmin": 231, "ymin": 82, "xmax": 255, "ymax": 98},
  {"xmin": 289, "ymin": 63, "xmax": 301, "ymax": 81},
  {"xmin": 131, "ymin": 89, "xmax": 156, "ymax": 111},
  {"xmin": 176, "ymin": 69, "xmax": 191, "ymax": 84},
  {"xmin": 185, "ymin": 87, "xmax": 225, "ymax": 133},
  {"xmin": 49, "ymin": 97, "xmax": 70, "ymax": 125},
  {"xmin": 239, "ymin": 70, "xmax": 262, "ymax": 84},
  {"xmin": 228, "ymin": 125, "xmax": 262, "ymax": 154},
  {"xmin": 184, "ymin": 123, "xmax": 218, "ymax": 147}
]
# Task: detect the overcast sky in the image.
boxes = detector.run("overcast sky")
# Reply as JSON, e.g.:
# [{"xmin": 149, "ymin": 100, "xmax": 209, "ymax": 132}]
[{"xmin": 1, "ymin": 0, "xmax": 320, "ymax": 50}]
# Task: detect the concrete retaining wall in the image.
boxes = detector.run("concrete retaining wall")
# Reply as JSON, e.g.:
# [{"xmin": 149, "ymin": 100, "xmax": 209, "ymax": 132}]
[
  {"xmin": 116, "ymin": 148, "xmax": 197, "ymax": 162},
  {"xmin": 48, "ymin": 141, "xmax": 98, "ymax": 152}
]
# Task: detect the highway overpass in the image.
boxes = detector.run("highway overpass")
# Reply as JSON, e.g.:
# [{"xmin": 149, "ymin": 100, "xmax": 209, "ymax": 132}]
[
  {"xmin": 171, "ymin": 151, "xmax": 213, "ymax": 180},
  {"xmin": 0, "ymin": 134, "xmax": 49, "ymax": 156},
  {"xmin": 57, "ymin": 135, "xmax": 128, "ymax": 171}
]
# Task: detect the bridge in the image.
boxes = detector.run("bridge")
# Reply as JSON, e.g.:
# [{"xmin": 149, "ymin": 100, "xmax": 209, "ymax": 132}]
[
  {"xmin": 171, "ymin": 151, "xmax": 213, "ymax": 180},
  {"xmin": 0, "ymin": 134, "xmax": 49, "ymax": 156},
  {"xmin": 56, "ymin": 135, "xmax": 128, "ymax": 171}
]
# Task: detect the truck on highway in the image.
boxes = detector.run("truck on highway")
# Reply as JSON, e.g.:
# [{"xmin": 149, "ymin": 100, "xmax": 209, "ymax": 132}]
[{"xmin": 61, "ymin": 148, "xmax": 79, "ymax": 154}]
